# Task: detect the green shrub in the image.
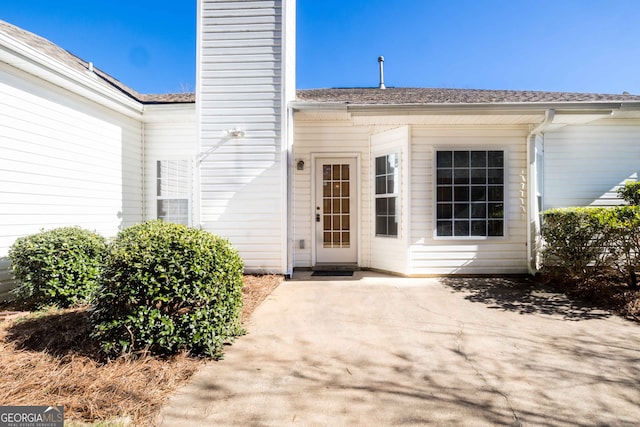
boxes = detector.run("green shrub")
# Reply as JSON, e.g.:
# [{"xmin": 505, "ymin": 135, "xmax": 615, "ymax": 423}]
[
  {"xmin": 8, "ymin": 227, "xmax": 107, "ymax": 308},
  {"xmin": 90, "ymin": 220, "xmax": 244, "ymax": 358},
  {"xmin": 617, "ymin": 181, "xmax": 640, "ymax": 205},
  {"xmin": 598, "ymin": 206, "xmax": 640, "ymax": 289},
  {"xmin": 542, "ymin": 206, "xmax": 640, "ymax": 289},
  {"xmin": 541, "ymin": 207, "xmax": 612, "ymax": 278}
]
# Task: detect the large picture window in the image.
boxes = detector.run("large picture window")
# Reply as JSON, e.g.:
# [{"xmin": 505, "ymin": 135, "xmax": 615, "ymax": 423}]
[
  {"xmin": 436, "ymin": 150, "xmax": 504, "ymax": 237},
  {"xmin": 375, "ymin": 153, "xmax": 399, "ymax": 237},
  {"xmin": 157, "ymin": 160, "xmax": 190, "ymax": 225}
]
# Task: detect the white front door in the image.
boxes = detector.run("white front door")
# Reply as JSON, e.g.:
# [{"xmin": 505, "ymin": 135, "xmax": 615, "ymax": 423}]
[{"xmin": 315, "ymin": 157, "xmax": 357, "ymax": 264}]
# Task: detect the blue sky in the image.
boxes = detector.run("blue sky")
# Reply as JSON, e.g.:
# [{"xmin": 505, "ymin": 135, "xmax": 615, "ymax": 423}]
[{"xmin": 1, "ymin": 0, "xmax": 640, "ymax": 94}]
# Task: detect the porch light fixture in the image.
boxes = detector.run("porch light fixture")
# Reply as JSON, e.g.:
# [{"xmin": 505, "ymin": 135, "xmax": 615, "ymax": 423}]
[
  {"xmin": 297, "ymin": 160, "xmax": 305, "ymax": 170},
  {"xmin": 225, "ymin": 128, "xmax": 245, "ymax": 138}
]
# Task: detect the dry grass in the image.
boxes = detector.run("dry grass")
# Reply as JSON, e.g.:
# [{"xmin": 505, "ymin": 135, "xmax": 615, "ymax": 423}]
[
  {"xmin": 241, "ymin": 274, "xmax": 283, "ymax": 323},
  {"xmin": 0, "ymin": 274, "xmax": 283, "ymax": 426}
]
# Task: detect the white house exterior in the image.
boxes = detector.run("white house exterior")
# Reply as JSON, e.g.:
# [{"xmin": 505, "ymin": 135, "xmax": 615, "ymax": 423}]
[
  {"xmin": 2, "ymin": 0, "xmax": 640, "ymax": 299},
  {"xmin": 196, "ymin": 0, "xmax": 296, "ymax": 274},
  {"xmin": 0, "ymin": 20, "xmax": 195, "ymax": 299},
  {"xmin": 290, "ymin": 90, "xmax": 640, "ymax": 275}
]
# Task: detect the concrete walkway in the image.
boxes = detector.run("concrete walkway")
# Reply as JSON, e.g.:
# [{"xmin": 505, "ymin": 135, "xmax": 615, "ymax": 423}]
[{"xmin": 157, "ymin": 272, "xmax": 640, "ymax": 426}]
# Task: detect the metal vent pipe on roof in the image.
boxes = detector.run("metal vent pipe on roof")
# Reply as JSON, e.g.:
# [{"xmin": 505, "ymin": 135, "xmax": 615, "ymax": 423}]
[{"xmin": 378, "ymin": 56, "xmax": 386, "ymax": 89}]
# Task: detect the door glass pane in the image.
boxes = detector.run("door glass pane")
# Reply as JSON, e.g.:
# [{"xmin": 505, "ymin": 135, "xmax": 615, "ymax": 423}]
[
  {"xmin": 323, "ymin": 165, "xmax": 332, "ymax": 180},
  {"xmin": 323, "ymin": 182, "xmax": 331, "ymax": 197},
  {"xmin": 341, "ymin": 182, "xmax": 350, "ymax": 197},
  {"xmin": 342, "ymin": 215, "xmax": 350, "ymax": 230},
  {"xmin": 332, "ymin": 182, "xmax": 341, "ymax": 197},
  {"xmin": 332, "ymin": 165, "xmax": 341, "ymax": 180},
  {"xmin": 322, "ymin": 163, "xmax": 351, "ymax": 248},
  {"xmin": 341, "ymin": 164, "xmax": 350, "ymax": 180}
]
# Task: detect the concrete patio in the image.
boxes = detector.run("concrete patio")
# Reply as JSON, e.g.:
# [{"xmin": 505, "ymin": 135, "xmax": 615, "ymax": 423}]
[{"xmin": 157, "ymin": 272, "xmax": 640, "ymax": 426}]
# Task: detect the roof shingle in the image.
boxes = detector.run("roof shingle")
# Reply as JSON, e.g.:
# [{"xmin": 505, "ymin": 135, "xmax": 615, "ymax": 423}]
[
  {"xmin": 0, "ymin": 19, "xmax": 194, "ymax": 104},
  {"xmin": 295, "ymin": 87, "xmax": 640, "ymax": 105}
]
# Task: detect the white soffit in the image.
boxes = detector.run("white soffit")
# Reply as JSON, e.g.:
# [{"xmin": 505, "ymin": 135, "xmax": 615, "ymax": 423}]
[
  {"xmin": 543, "ymin": 110, "xmax": 615, "ymax": 131},
  {"xmin": 351, "ymin": 113, "xmax": 544, "ymax": 126},
  {"xmin": 294, "ymin": 110, "xmax": 353, "ymax": 121}
]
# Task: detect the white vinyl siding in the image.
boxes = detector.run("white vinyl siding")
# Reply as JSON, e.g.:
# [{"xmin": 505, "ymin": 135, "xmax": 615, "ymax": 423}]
[
  {"xmin": 410, "ymin": 127, "xmax": 528, "ymax": 275},
  {"xmin": 198, "ymin": 0, "xmax": 295, "ymax": 273},
  {"xmin": 370, "ymin": 126, "xmax": 410, "ymax": 274},
  {"xmin": 293, "ymin": 118, "xmax": 528, "ymax": 275},
  {"xmin": 544, "ymin": 122, "xmax": 640, "ymax": 209},
  {"xmin": 143, "ymin": 104, "xmax": 197, "ymax": 223},
  {"xmin": 0, "ymin": 62, "xmax": 143, "ymax": 299},
  {"xmin": 293, "ymin": 118, "xmax": 371, "ymax": 268}
]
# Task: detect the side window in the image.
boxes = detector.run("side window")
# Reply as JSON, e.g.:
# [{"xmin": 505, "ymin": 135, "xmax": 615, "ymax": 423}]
[
  {"xmin": 157, "ymin": 159, "xmax": 190, "ymax": 225},
  {"xmin": 436, "ymin": 150, "xmax": 504, "ymax": 237},
  {"xmin": 375, "ymin": 153, "xmax": 399, "ymax": 237}
]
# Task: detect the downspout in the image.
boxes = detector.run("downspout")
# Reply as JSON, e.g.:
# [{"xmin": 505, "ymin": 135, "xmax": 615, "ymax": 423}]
[
  {"xmin": 526, "ymin": 109, "xmax": 555, "ymax": 275},
  {"xmin": 286, "ymin": 107, "xmax": 295, "ymax": 278},
  {"xmin": 141, "ymin": 119, "xmax": 146, "ymax": 222}
]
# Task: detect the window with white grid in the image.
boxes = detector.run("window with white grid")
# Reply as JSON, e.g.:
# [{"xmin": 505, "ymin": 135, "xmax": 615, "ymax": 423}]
[
  {"xmin": 375, "ymin": 153, "xmax": 399, "ymax": 237},
  {"xmin": 156, "ymin": 160, "xmax": 190, "ymax": 225},
  {"xmin": 435, "ymin": 150, "xmax": 504, "ymax": 237}
]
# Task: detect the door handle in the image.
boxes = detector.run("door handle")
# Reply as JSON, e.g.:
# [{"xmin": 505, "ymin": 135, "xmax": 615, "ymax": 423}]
[{"xmin": 316, "ymin": 213, "xmax": 321, "ymax": 222}]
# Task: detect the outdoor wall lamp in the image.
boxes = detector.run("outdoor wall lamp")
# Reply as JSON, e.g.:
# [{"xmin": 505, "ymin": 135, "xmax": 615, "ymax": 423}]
[
  {"xmin": 297, "ymin": 160, "xmax": 305, "ymax": 170},
  {"xmin": 225, "ymin": 128, "xmax": 245, "ymax": 138}
]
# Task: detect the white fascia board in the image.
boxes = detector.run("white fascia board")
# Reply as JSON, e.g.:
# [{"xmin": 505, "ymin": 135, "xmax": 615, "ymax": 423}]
[
  {"xmin": 0, "ymin": 34, "xmax": 143, "ymax": 119},
  {"xmin": 292, "ymin": 101, "xmax": 640, "ymax": 115},
  {"xmin": 289, "ymin": 101, "xmax": 348, "ymax": 111}
]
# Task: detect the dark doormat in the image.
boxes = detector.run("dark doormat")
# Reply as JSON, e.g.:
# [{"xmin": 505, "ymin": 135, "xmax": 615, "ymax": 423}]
[{"xmin": 311, "ymin": 271, "xmax": 354, "ymax": 277}]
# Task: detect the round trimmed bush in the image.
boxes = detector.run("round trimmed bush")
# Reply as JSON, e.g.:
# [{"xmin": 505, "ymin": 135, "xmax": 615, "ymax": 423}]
[
  {"xmin": 90, "ymin": 220, "xmax": 244, "ymax": 358},
  {"xmin": 8, "ymin": 227, "xmax": 107, "ymax": 308}
]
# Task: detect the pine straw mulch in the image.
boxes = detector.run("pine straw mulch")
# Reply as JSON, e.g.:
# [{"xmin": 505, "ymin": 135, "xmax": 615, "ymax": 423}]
[
  {"xmin": 538, "ymin": 271, "xmax": 640, "ymax": 322},
  {"xmin": 0, "ymin": 274, "xmax": 283, "ymax": 427}
]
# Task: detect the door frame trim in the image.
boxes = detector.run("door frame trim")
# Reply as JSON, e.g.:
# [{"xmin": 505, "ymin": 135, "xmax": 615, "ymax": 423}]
[{"xmin": 310, "ymin": 153, "xmax": 361, "ymax": 267}]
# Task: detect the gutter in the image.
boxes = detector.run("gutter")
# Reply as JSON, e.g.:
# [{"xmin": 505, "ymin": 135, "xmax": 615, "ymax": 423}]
[
  {"xmin": 290, "ymin": 100, "xmax": 637, "ymax": 115},
  {"xmin": 526, "ymin": 109, "xmax": 555, "ymax": 276}
]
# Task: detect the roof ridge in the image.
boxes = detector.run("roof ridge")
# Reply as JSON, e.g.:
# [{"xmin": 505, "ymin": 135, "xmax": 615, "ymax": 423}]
[{"xmin": 0, "ymin": 19, "xmax": 193, "ymax": 104}]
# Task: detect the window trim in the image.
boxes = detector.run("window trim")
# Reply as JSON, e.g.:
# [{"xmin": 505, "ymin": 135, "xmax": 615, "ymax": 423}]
[
  {"xmin": 432, "ymin": 146, "xmax": 509, "ymax": 241},
  {"xmin": 373, "ymin": 150, "xmax": 401, "ymax": 239},
  {"xmin": 156, "ymin": 158, "xmax": 192, "ymax": 226}
]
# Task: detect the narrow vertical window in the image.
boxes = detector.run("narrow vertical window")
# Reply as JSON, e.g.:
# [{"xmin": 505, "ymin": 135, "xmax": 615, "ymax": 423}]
[
  {"xmin": 375, "ymin": 153, "xmax": 399, "ymax": 237},
  {"xmin": 436, "ymin": 150, "xmax": 504, "ymax": 237},
  {"xmin": 157, "ymin": 159, "xmax": 190, "ymax": 225}
]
